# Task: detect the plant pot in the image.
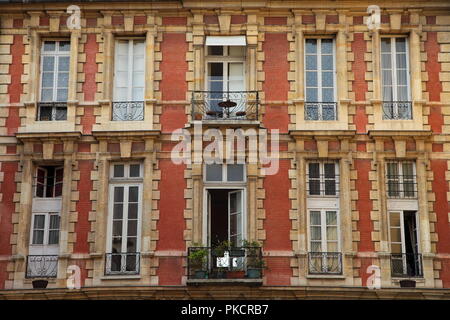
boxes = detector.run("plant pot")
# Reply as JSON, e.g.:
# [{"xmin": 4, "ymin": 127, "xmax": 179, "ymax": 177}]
[
  {"xmin": 228, "ymin": 271, "xmax": 245, "ymax": 279},
  {"xmin": 193, "ymin": 113, "xmax": 203, "ymax": 121},
  {"xmin": 194, "ymin": 270, "xmax": 208, "ymax": 279},
  {"xmin": 399, "ymin": 280, "xmax": 416, "ymax": 288},
  {"xmin": 32, "ymin": 280, "xmax": 48, "ymax": 289},
  {"xmin": 247, "ymin": 268, "xmax": 261, "ymax": 279}
]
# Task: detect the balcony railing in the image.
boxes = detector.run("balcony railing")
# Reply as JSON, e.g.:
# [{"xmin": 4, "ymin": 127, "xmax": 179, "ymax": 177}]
[
  {"xmin": 187, "ymin": 246, "xmax": 263, "ymax": 280},
  {"xmin": 112, "ymin": 101, "xmax": 144, "ymax": 121},
  {"xmin": 37, "ymin": 102, "xmax": 67, "ymax": 121},
  {"xmin": 382, "ymin": 101, "xmax": 412, "ymax": 120},
  {"xmin": 391, "ymin": 253, "xmax": 423, "ymax": 278},
  {"xmin": 305, "ymin": 102, "xmax": 338, "ymax": 121},
  {"xmin": 192, "ymin": 91, "xmax": 259, "ymax": 121},
  {"xmin": 105, "ymin": 252, "xmax": 140, "ymax": 275},
  {"xmin": 386, "ymin": 176, "xmax": 418, "ymax": 199},
  {"xmin": 26, "ymin": 255, "xmax": 58, "ymax": 278},
  {"xmin": 307, "ymin": 176, "xmax": 340, "ymax": 197},
  {"xmin": 308, "ymin": 252, "xmax": 342, "ymax": 275}
]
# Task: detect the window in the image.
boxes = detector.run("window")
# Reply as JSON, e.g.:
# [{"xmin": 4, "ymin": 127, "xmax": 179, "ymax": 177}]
[
  {"xmin": 34, "ymin": 166, "xmax": 63, "ymax": 198},
  {"xmin": 307, "ymin": 161, "xmax": 339, "ymax": 196},
  {"xmin": 308, "ymin": 209, "xmax": 342, "ymax": 274},
  {"xmin": 113, "ymin": 39, "xmax": 145, "ymax": 121},
  {"xmin": 386, "ymin": 161, "xmax": 416, "ymax": 198},
  {"xmin": 31, "ymin": 213, "xmax": 60, "ymax": 246},
  {"xmin": 204, "ymin": 163, "xmax": 245, "ymax": 182},
  {"xmin": 205, "ymin": 46, "xmax": 246, "ymax": 118},
  {"xmin": 38, "ymin": 40, "xmax": 70, "ymax": 121},
  {"xmin": 381, "ymin": 37, "xmax": 411, "ymax": 119},
  {"xmin": 305, "ymin": 38, "xmax": 337, "ymax": 120},
  {"xmin": 389, "ymin": 211, "xmax": 422, "ymax": 277},
  {"xmin": 106, "ymin": 163, "xmax": 143, "ymax": 275}
]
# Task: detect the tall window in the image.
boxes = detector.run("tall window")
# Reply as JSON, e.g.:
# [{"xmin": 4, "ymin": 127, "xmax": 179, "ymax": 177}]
[
  {"xmin": 386, "ymin": 161, "xmax": 416, "ymax": 198},
  {"xmin": 381, "ymin": 37, "xmax": 411, "ymax": 119},
  {"xmin": 113, "ymin": 39, "xmax": 145, "ymax": 121},
  {"xmin": 31, "ymin": 213, "xmax": 60, "ymax": 246},
  {"xmin": 304, "ymin": 38, "xmax": 337, "ymax": 120},
  {"xmin": 38, "ymin": 40, "xmax": 70, "ymax": 121},
  {"xmin": 106, "ymin": 163, "xmax": 143, "ymax": 275},
  {"xmin": 205, "ymin": 46, "xmax": 246, "ymax": 118},
  {"xmin": 307, "ymin": 161, "xmax": 339, "ymax": 196},
  {"xmin": 308, "ymin": 210, "xmax": 341, "ymax": 274}
]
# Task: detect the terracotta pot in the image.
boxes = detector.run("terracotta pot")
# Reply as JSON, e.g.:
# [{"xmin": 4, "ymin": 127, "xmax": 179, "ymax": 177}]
[{"xmin": 32, "ymin": 280, "xmax": 48, "ymax": 289}]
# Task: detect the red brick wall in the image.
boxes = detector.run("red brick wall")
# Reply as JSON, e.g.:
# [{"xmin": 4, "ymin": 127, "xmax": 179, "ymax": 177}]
[
  {"xmin": 74, "ymin": 160, "xmax": 93, "ymax": 254},
  {"xmin": 6, "ymin": 35, "xmax": 24, "ymax": 135},
  {"xmin": 352, "ymin": 33, "xmax": 368, "ymax": 133},
  {"xmin": 0, "ymin": 162, "xmax": 18, "ymax": 289}
]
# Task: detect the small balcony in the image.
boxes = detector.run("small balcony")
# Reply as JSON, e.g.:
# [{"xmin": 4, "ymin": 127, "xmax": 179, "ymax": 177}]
[
  {"xmin": 391, "ymin": 253, "xmax": 423, "ymax": 278},
  {"xmin": 37, "ymin": 102, "xmax": 67, "ymax": 121},
  {"xmin": 187, "ymin": 246, "xmax": 263, "ymax": 284},
  {"xmin": 26, "ymin": 255, "xmax": 58, "ymax": 278},
  {"xmin": 112, "ymin": 101, "xmax": 144, "ymax": 121},
  {"xmin": 308, "ymin": 252, "xmax": 342, "ymax": 275},
  {"xmin": 191, "ymin": 91, "xmax": 259, "ymax": 121},
  {"xmin": 105, "ymin": 252, "xmax": 140, "ymax": 276},
  {"xmin": 305, "ymin": 102, "xmax": 338, "ymax": 121},
  {"xmin": 382, "ymin": 101, "xmax": 412, "ymax": 120},
  {"xmin": 386, "ymin": 179, "xmax": 418, "ymax": 199}
]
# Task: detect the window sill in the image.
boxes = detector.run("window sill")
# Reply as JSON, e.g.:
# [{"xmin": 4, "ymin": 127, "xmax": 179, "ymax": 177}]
[
  {"xmin": 100, "ymin": 275, "xmax": 141, "ymax": 280},
  {"xmin": 306, "ymin": 274, "xmax": 346, "ymax": 279}
]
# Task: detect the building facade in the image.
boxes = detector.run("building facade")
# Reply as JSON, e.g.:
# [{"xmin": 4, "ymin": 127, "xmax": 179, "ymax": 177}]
[{"xmin": 0, "ymin": 0, "xmax": 450, "ymax": 299}]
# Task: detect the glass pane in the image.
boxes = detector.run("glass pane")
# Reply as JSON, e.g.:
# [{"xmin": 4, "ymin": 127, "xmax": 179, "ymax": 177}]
[
  {"xmin": 57, "ymin": 72, "xmax": 69, "ymax": 87},
  {"xmin": 42, "ymin": 56, "xmax": 55, "ymax": 72},
  {"xmin": 113, "ymin": 221, "xmax": 123, "ymax": 237},
  {"xmin": 390, "ymin": 212, "xmax": 401, "ymax": 227},
  {"xmin": 324, "ymin": 163, "xmax": 335, "ymax": 178},
  {"xmin": 227, "ymin": 164, "xmax": 244, "ymax": 181},
  {"xmin": 114, "ymin": 186, "xmax": 124, "ymax": 202},
  {"xmin": 112, "ymin": 238, "xmax": 122, "ymax": 253},
  {"xmin": 43, "ymin": 41, "xmax": 56, "ymax": 52},
  {"xmin": 395, "ymin": 38, "xmax": 406, "ymax": 52},
  {"xmin": 322, "ymin": 88, "xmax": 334, "ymax": 102},
  {"xmin": 326, "ymin": 211, "xmax": 337, "ymax": 225},
  {"xmin": 306, "ymin": 88, "xmax": 318, "ymax": 102},
  {"xmin": 209, "ymin": 63, "xmax": 223, "ymax": 78},
  {"xmin": 306, "ymin": 55, "xmax": 317, "ymax": 70},
  {"xmin": 129, "ymin": 164, "xmax": 141, "ymax": 177},
  {"xmin": 49, "ymin": 215, "xmax": 60, "ymax": 229},
  {"xmin": 114, "ymin": 165, "xmax": 125, "ymax": 178},
  {"xmin": 309, "ymin": 180, "xmax": 320, "ymax": 195},
  {"xmin": 58, "ymin": 56, "xmax": 70, "ymax": 72},
  {"xmin": 325, "ymin": 179, "xmax": 336, "ymax": 195},
  {"xmin": 56, "ymin": 89, "xmax": 68, "ymax": 101},
  {"xmin": 391, "ymin": 243, "xmax": 402, "ymax": 253},
  {"xmin": 390, "ymin": 228, "xmax": 401, "ymax": 243},
  {"xmin": 48, "ymin": 230, "xmax": 59, "ymax": 245},
  {"xmin": 321, "ymin": 39, "xmax": 333, "ymax": 54},
  {"xmin": 128, "ymin": 186, "xmax": 139, "ymax": 203},
  {"xmin": 327, "ymin": 241, "xmax": 338, "ymax": 252},
  {"xmin": 229, "ymin": 46, "xmax": 245, "ymax": 57},
  {"xmin": 206, "ymin": 164, "xmax": 222, "ymax": 181},
  {"xmin": 310, "ymin": 211, "xmax": 321, "ymax": 225},
  {"xmin": 396, "ymin": 54, "xmax": 407, "ymax": 69},
  {"xmin": 306, "ymin": 71, "xmax": 317, "ymax": 87},
  {"xmin": 326, "ymin": 227, "xmax": 338, "ymax": 241},
  {"xmin": 310, "ymin": 226, "xmax": 322, "ymax": 241},
  {"xmin": 59, "ymin": 41, "xmax": 70, "ymax": 51},
  {"xmin": 311, "ymin": 241, "xmax": 321, "ymax": 252},
  {"xmin": 381, "ymin": 38, "xmax": 391, "ymax": 53},
  {"xmin": 39, "ymin": 105, "xmax": 52, "ymax": 120},
  {"xmin": 34, "ymin": 215, "xmax": 45, "ymax": 229},
  {"xmin": 42, "ymin": 73, "xmax": 54, "ymax": 87},
  {"xmin": 113, "ymin": 204, "xmax": 123, "ymax": 219},
  {"xmin": 127, "ymin": 220, "xmax": 137, "ymax": 237},
  {"xmin": 127, "ymin": 237, "xmax": 137, "ymax": 252},
  {"xmin": 305, "ymin": 39, "xmax": 317, "ymax": 54},
  {"xmin": 321, "ymin": 55, "xmax": 333, "ymax": 71},
  {"xmin": 229, "ymin": 192, "xmax": 237, "ymax": 213},
  {"xmin": 322, "ymin": 72, "xmax": 333, "ymax": 87},
  {"xmin": 208, "ymin": 46, "xmax": 223, "ymax": 56},
  {"xmin": 32, "ymin": 230, "xmax": 44, "ymax": 245},
  {"xmin": 128, "ymin": 203, "xmax": 138, "ymax": 220},
  {"xmin": 230, "ymin": 214, "xmax": 237, "ymax": 236},
  {"xmin": 308, "ymin": 163, "xmax": 320, "ymax": 178}
]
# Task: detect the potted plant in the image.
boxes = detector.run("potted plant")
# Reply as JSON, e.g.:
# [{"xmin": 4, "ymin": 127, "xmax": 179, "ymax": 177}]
[
  {"xmin": 243, "ymin": 240, "xmax": 265, "ymax": 279},
  {"xmin": 193, "ymin": 112, "xmax": 203, "ymax": 121},
  {"xmin": 188, "ymin": 245, "xmax": 208, "ymax": 279}
]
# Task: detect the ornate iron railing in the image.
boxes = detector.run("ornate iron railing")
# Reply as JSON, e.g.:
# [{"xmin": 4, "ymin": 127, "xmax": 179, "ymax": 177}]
[
  {"xmin": 37, "ymin": 102, "xmax": 67, "ymax": 121},
  {"xmin": 105, "ymin": 252, "xmax": 140, "ymax": 275},
  {"xmin": 187, "ymin": 246, "xmax": 263, "ymax": 279},
  {"xmin": 391, "ymin": 253, "xmax": 423, "ymax": 278},
  {"xmin": 386, "ymin": 175, "xmax": 418, "ymax": 199},
  {"xmin": 26, "ymin": 255, "xmax": 58, "ymax": 278},
  {"xmin": 382, "ymin": 101, "xmax": 412, "ymax": 120},
  {"xmin": 191, "ymin": 91, "xmax": 259, "ymax": 121},
  {"xmin": 112, "ymin": 101, "xmax": 144, "ymax": 121},
  {"xmin": 305, "ymin": 102, "xmax": 338, "ymax": 121},
  {"xmin": 308, "ymin": 252, "xmax": 342, "ymax": 275}
]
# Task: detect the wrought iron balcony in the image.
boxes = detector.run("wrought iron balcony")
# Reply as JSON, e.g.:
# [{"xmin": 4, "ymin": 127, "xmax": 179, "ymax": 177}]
[
  {"xmin": 191, "ymin": 91, "xmax": 259, "ymax": 121},
  {"xmin": 26, "ymin": 255, "xmax": 58, "ymax": 278},
  {"xmin": 391, "ymin": 253, "xmax": 423, "ymax": 278},
  {"xmin": 382, "ymin": 101, "xmax": 412, "ymax": 120},
  {"xmin": 112, "ymin": 101, "xmax": 144, "ymax": 121},
  {"xmin": 187, "ymin": 246, "xmax": 263, "ymax": 280},
  {"xmin": 386, "ymin": 176, "xmax": 418, "ymax": 199},
  {"xmin": 305, "ymin": 102, "xmax": 338, "ymax": 121},
  {"xmin": 105, "ymin": 252, "xmax": 140, "ymax": 275},
  {"xmin": 37, "ymin": 102, "xmax": 67, "ymax": 121},
  {"xmin": 308, "ymin": 252, "xmax": 342, "ymax": 275}
]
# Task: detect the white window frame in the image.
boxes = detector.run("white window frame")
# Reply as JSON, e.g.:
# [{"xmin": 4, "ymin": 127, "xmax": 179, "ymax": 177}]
[
  {"xmin": 203, "ymin": 163, "xmax": 247, "ymax": 184},
  {"xmin": 380, "ymin": 37, "xmax": 411, "ymax": 103},
  {"xmin": 34, "ymin": 166, "xmax": 64, "ymax": 198},
  {"xmin": 30, "ymin": 212, "xmax": 61, "ymax": 246},
  {"xmin": 386, "ymin": 161, "xmax": 417, "ymax": 198},
  {"xmin": 304, "ymin": 38, "xmax": 337, "ymax": 121},
  {"xmin": 307, "ymin": 209, "xmax": 341, "ymax": 253},
  {"xmin": 306, "ymin": 161, "xmax": 340, "ymax": 197}
]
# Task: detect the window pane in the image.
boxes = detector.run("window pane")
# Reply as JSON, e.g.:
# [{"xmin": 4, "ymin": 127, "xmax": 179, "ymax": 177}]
[
  {"xmin": 395, "ymin": 38, "xmax": 406, "ymax": 52},
  {"xmin": 42, "ymin": 73, "xmax": 54, "ymax": 87},
  {"xmin": 381, "ymin": 38, "xmax": 391, "ymax": 53},
  {"xmin": 32, "ymin": 230, "xmax": 44, "ymax": 245},
  {"xmin": 128, "ymin": 203, "xmax": 138, "ymax": 219},
  {"xmin": 322, "ymin": 72, "xmax": 333, "ymax": 87},
  {"xmin": 208, "ymin": 46, "xmax": 223, "ymax": 56},
  {"xmin": 128, "ymin": 186, "xmax": 139, "ymax": 202},
  {"xmin": 43, "ymin": 41, "xmax": 56, "ymax": 52},
  {"xmin": 321, "ymin": 39, "xmax": 333, "ymax": 54},
  {"xmin": 229, "ymin": 46, "xmax": 245, "ymax": 57},
  {"xmin": 34, "ymin": 215, "xmax": 45, "ymax": 229},
  {"xmin": 326, "ymin": 226, "xmax": 338, "ymax": 241},
  {"xmin": 306, "ymin": 55, "xmax": 317, "ymax": 70},
  {"xmin": 42, "ymin": 56, "xmax": 55, "ymax": 72},
  {"xmin": 59, "ymin": 41, "xmax": 70, "ymax": 51},
  {"xmin": 322, "ymin": 88, "xmax": 334, "ymax": 102},
  {"xmin": 306, "ymin": 71, "xmax": 317, "ymax": 87},
  {"xmin": 324, "ymin": 163, "xmax": 335, "ymax": 178},
  {"xmin": 209, "ymin": 63, "xmax": 223, "ymax": 78},
  {"xmin": 206, "ymin": 164, "xmax": 222, "ymax": 181},
  {"xmin": 127, "ymin": 220, "xmax": 138, "ymax": 237},
  {"xmin": 305, "ymin": 39, "xmax": 317, "ymax": 54},
  {"xmin": 306, "ymin": 88, "xmax": 318, "ymax": 102},
  {"xmin": 310, "ymin": 211, "xmax": 321, "ymax": 225},
  {"xmin": 114, "ymin": 165, "xmax": 125, "ymax": 178},
  {"xmin": 48, "ymin": 230, "xmax": 59, "ymax": 245},
  {"xmin": 390, "ymin": 228, "xmax": 401, "ymax": 243},
  {"xmin": 127, "ymin": 237, "xmax": 137, "ymax": 252},
  {"xmin": 390, "ymin": 212, "xmax": 401, "ymax": 227},
  {"xmin": 321, "ymin": 55, "xmax": 333, "ymax": 71},
  {"xmin": 227, "ymin": 164, "xmax": 244, "ymax": 181},
  {"xmin": 114, "ymin": 186, "xmax": 124, "ymax": 202},
  {"xmin": 308, "ymin": 163, "xmax": 320, "ymax": 178},
  {"xmin": 57, "ymin": 72, "xmax": 69, "ymax": 87},
  {"xmin": 113, "ymin": 221, "xmax": 122, "ymax": 237},
  {"xmin": 49, "ymin": 215, "xmax": 60, "ymax": 229},
  {"xmin": 58, "ymin": 56, "xmax": 70, "ymax": 72},
  {"xmin": 113, "ymin": 204, "xmax": 123, "ymax": 219},
  {"xmin": 326, "ymin": 211, "xmax": 337, "ymax": 225},
  {"xmin": 310, "ymin": 226, "xmax": 322, "ymax": 241},
  {"xmin": 129, "ymin": 164, "xmax": 141, "ymax": 177},
  {"xmin": 56, "ymin": 89, "xmax": 68, "ymax": 101}
]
